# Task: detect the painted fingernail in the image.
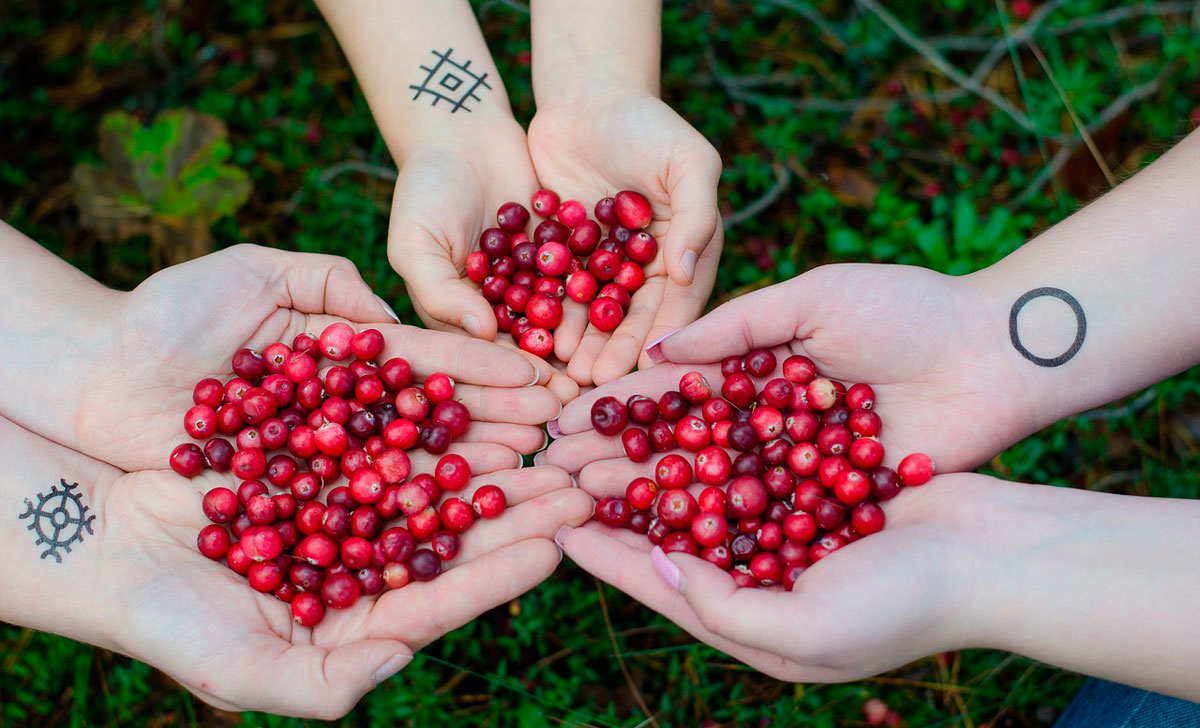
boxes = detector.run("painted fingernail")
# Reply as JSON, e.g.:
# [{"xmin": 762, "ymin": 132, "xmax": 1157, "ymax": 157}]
[
  {"xmin": 461, "ymin": 313, "xmax": 483, "ymax": 339},
  {"xmin": 374, "ymin": 295, "xmax": 401, "ymax": 324},
  {"xmin": 651, "ymin": 546, "xmax": 683, "ymax": 593},
  {"xmin": 681, "ymin": 250, "xmax": 698, "ymax": 283},
  {"xmin": 547, "ymin": 419, "xmax": 561, "ymax": 439},
  {"xmin": 643, "ymin": 328, "xmax": 681, "ymax": 364},
  {"xmin": 534, "ymin": 451, "xmax": 546, "ymax": 467},
  {"xmin": 373, "ymin": 653, "xmax": 413, "ymax": 686},
  {"xmin": 554, "ymin": 525, "xmax": 572, "ymax": 551}
]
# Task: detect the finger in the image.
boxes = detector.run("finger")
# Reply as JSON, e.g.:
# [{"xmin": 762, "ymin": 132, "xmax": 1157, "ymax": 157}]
[
  {"xmin": 559, "ymin": 524, "xmax": 806, "ymax": 681},
  {"xmin": 453, "ymin": 465, "xmax": 575, "ymax": 508},
  {"xmin": 651, "ymin": 283, "xmax": 804, "ymax": 365},
  {"xmin": 408, "ymin": 442, "xmax": 522, "ymax": 475},
  {"xmin": 380, "ymin": 327, "xmax": 540, "ymax": 387},
  {"xmin": 658, "ymin": 548, "xmax": 798, "ymax": 657},
  {"xmin": 369, "ymin": 538, "xmax": 563, "ymax": 649},
  {"xmin": 450, "ymin": 488, "xmax": 594, "ymax": 565},
  {"xmin": 229, "ymin": 245, "xmax": 399, "ymax": 326},
  {"xmin": 639, "ymin": 235, "xmax": 721, "ymax": 370},
  {"xmin": 206, "ymin": 635, "xmax": 412, "ymax": 720},
  {"xmin": 388, "ymin": 241, "xmax": 497, "ymax": 340},
  {"xmin": 564, "ymin": 324, "xmax": 609, "ymax": 388},
  {"xmin": 591, "ymin": 278, "xmax": 664, "ymax": 386},
  {"xmin": 459, "ymin": 421, "xmax": 548, "ymax": 454},
  {"xmin": 576, "ymin": 456, "xmax": 657, "ymax": 498},
  {"xmin": 553, "ymin": 297, "xmax": 591, "ymax": 364},
  {"xmin": 544, "ymin": 429, "xmax": 624, "ymax": 474},
  {"xmin": 662, "ymin": 145, "xmax": 722, "ymax": 286},
  {"xmin": 452, "ymin": 382, "xmax": 562, "ymax": 426}
]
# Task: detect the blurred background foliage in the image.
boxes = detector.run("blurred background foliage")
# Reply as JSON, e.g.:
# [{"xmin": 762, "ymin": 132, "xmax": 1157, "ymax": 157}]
[{"xmin": 3, "ymin": 0, "xmax": 1200, "ymax": 725}]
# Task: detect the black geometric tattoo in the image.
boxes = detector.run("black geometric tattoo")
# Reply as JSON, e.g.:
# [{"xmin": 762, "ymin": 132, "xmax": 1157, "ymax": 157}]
[
  {"xmin": 19, "ymin": 479, "xmax": 95, "ymax": 563},
  {"xmin": 1009, "ymin": 287, "xmax": 1087, "ymax": 367},
  {"xmin": 409, "ymin": 48, "xmax": 492, "ymax": 113}
]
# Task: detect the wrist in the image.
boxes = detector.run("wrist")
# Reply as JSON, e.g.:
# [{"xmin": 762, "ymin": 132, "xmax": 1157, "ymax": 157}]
[{"xmin": 533, "ymin": 67, "xmax": 658, "ymax": 112}]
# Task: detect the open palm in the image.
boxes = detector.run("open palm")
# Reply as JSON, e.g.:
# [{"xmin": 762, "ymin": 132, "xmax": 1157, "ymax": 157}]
[
  {"xmin": 100, "ymin": 462, "xmax": 592, "ymax": 717},
  {"xmin": 528, "ymin": 94, "xmax": 723, "ymax": 386},
  {"xmin": 74, "ymin": 245, "xmax": 562, "ymax": 473}
]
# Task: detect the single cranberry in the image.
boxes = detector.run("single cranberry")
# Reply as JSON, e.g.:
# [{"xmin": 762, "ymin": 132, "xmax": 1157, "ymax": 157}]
[
  {"xmin": 439, "ymin": 497, "xmax": 475, "ymax": 533},
  {"xmin": 531, "ymin": 189, "xmax": 560, "ymax": 217},
  {"xmin": 595, "ymin": 496, "xmax": 632, "ymax": 528},
  {"xmin": 170, "ymin": 443, "xmax": 205, "ymax": 477},
  {"xmin": 183, "ymin": 404, "xmax": 217, "ymax": 440},
  {"xmin": 807, "ymin": 378, "xmax": 838, "ymax": 410},
  {"xmin": 654, "ymin": 454, "xmax": 693, "ymax": 489},
  {"xmin": 407, "ymin": 506, "xmax": 441, "ymax": 541},
  {"xmin": 587, "ymin": 250, "xmax": 622, "ymax": 282},
  {"xmin": 590, "ymin": 396, "xmax": 628, "ymax": 435},
  {"xmin": 845, "ymin": 383, "xmax": 876, "ymax": 410},
  {"xmin": 657, "ymin": 391, "xmax": 689, "ymax": 422},
  {"xmin": 567, "ymin": 219, "xmax": 601, "ymax": 255},
  {"xmin": 722, "ymin": 373, "xmax": 756, "ymax": 409},
  {"xmin": 625, "ymin": 231, "xmax": 658, "ymax": 265},
  {"xmin": 469, "ymin": 484, "xmax": 506, "ymax": 518},
  {"xmin": 496, "ymin": 201, "xmax": 531, "ymax": 231},
  {"xmin": 292, "ymin": 332, "xmax": 320, "ymax": 357},
  {"xmin": 744, "ymin": 349, "xmax": 777, "ymax": 378},
  {"xmin": 727, "ymin": 422, "xmax": 759, "ymax": 452},
  {"xmin": 196, "ymin": 524, "xmax": 231, "ymax": 559},
  {"xmin": 648, "ymin": 421, "xmax": 675, "ymax": 452},
  {"xmin": 621, "ymin": 428, "xmax": 652, "ymax": 463},
  {"xmin": 321, "ymin": 572, "xmax": 361, "ymax": 610},
  {"xmin": 465, "ymin": 250, "xmax": 491, "ymax": 284},
  {"xmin": 555, "ymin": 199, "xmax": 587, "ymax": 227},
  {"xmin": 588, "ymin": 297, "xmax": 623, "ymax": 332},
  {"xmin": 291, "ymin": 591, "xmax": 326, "ymax": 627},
  {"xmin": 410, "ymin": 549, "xmax": 442, "ymax": 581},
  {"xmin": 851, "ymin": 501, "xmax": 886, "ymax": 536},
  {"xmin": 382, "ymin": 562, "xmax": 412, "ymax": 590},
  {"xmin": 240, "ymin": 525, "xmax": 284, "ymax": 563},
  {"xmin": 519, "ymin": 327, "xmax": 555, "ymax": 359},
  {"xmin": 479, "ymin": 227, "xmax": 511, "ymax": 258},
  {"xmin": 419, "ymin": 422, "xmax": 452, "ymax": 454},
  {"xmin": 694, "ymin": 447, "xmax": 732, "ymax": 485},
  {"xmin": 662, "ymin": 531, "xmax": 700, "ymax": 556},
  {"xmin": 296, "ymin": 502, "xmax": 326, "ymax": 535},
  {"xmin": 193, "ymin": 378, "xmax": 224, "ymax": 408},
  {"xmin": 897, "ymin": 453, "xmax": 935, "ymax": 486},
  {"xmin": 821, "ymin": 405, "xmax": 850, "ymax": 428},
  {"xmin": 691, "ymin": 511, "xmax": 728, "ymax": 547},
  {"xmin": 203, "ymin": 438, "xmax": 234, "ymax": 472},
  {"xmin": 763, "ymin": 467, "xmax": 797, "ymax": 500},
  {"xmin": 749, "ymin": 552, "xmax": 783, "ymax": 586},
  {"xmin": 614, "ymin": 261, "xmax": 645, "ymax": 293},
  {"xmin": 869, "ymin": 467, "xmax": 903, "ymax": 501},
  {"xmin": 378, "ymin": 357, "xmax": 413, "ymax": 393},
  {"xmin": 318, "ymin": 322, "xmax": 355, "ymax": 361},
  {"xmin": 756, "ymin": 521, "xmax": 784, "ymax": 551},
  {"xmin": 526, "ymin": 293, "xmax": 564, "ymax": 330},
  {"xmin": 673, "ymin": 417, "xmax": 711, "ymax": 452},
  {"xmin": 613, "ymin": 190, "xmax": 652, "ymax": 229},
  {"xmin": 627, "ymin": 395, "xmax": 660, "ymax": 425},
  {"xmin": 727, "ymin": 476, "xmax": 768, "ymax": 519},
  {"xmin": 732, "ymin": 451, "xmax": 765, "ymax": 477},
  {"xmin": 819, "ymin": 455, "xmax": 851, "ymax": 488},
  {"xmin": 232, "ymin": 348, "xmax": 265, "ymax": 381}
]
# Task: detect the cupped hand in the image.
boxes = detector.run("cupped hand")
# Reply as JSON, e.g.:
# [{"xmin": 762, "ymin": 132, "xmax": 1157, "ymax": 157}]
[
  {"xmin": 546, "ymin": 264, "xmax": 1036, "ymax": 479},
  {"xmin": 76, "ymin": 244, "xmax": 563, "ymax": 472},
  {"xmin": 528, "ymin": 92, "xmax": 723, "ymax": 386},
  {"xmin": 556, "ymin": 473, "xmax": 992, "ymax": 682},
  {"xmin": 388, "ymin": 120, "xmax": 579, "ymax": 402},
  {"xmin": 100, "ymin": 462, "xmax": 592, "ymax": 718}
]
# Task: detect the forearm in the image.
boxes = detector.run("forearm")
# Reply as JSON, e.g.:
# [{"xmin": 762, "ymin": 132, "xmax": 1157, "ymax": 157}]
[
  {"xmin": 968, "ymin": 482, "xmax": 1200, "ymax": 700},
  {"xmin": 314, "ymin": 0, "xmax": 516, "ymax": 163},
  {"xmin": 0, "ymin": 414, "xmax": 117, "ymax": 649},
  {"xmin": 967, "ymin": 129, "xmax": 1200, "ymax": 427},
  {"xmin": 530, "ymin": 0, "xmax": 660, "ymax": 107},
  {"xmin": 0, "ymin": 222, "xmax": 121, "ymax": 449}
]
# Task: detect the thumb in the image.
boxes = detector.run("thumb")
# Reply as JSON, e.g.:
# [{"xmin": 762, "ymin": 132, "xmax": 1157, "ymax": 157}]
[
  {"xmin": 234, "ymin": 245, "xmax": 399, "ymax": 324},
  {"xmin": 663, "ymin": 146, "xmax": 722, "ymax": 286},
  {"xmin": 651, "ymin": 546, "xmax": 788, "ymax": 655},
  {"xmin": 389, "ymin": 242, "xmax": 497, "ymax": 340},
  {"xmin": 647, "ymin": 282, "xmax": 802, "ymax": 364},
  {"xmin": 271, "ymin": 639, "xmax": 412, "ymax": 719}
]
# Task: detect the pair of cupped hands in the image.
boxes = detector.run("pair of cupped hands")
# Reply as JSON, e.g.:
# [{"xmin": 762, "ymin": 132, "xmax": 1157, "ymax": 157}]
[{"xmin": 89, "ymin": 237, "xmax": 1033, "ymax": 718}]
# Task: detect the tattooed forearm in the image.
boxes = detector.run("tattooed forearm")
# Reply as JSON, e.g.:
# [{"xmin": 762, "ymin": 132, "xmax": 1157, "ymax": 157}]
[
  {"xmin": 409, "ymin": 48, "xmax": 492, "ymax": 113},
  {"xmin": 1009, "ymin": 287, "xmax": 1087, "ymax": 367},
  {"xmin": 19, "ymin": 479, "xmax": 95, "ymax": 563}
]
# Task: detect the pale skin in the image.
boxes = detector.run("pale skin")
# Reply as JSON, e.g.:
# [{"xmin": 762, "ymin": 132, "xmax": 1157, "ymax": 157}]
[
  {"xmin": 0, "ymin": 228, "xmax": 595, "ymax": 717},
  {"xmin": 549, "ymin": 130, "xmax": 1200, "ymax": 701},
  {"xmin": 315, "ymin": 0, "xmax": 722, "ymax": 389}
]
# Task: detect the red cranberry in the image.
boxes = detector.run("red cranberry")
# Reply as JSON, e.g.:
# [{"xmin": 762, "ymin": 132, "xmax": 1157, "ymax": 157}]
[
  {"xmin": 379, "ymin": 358, "xmax": 413, "ymax": 393},
  {"xmin": 295, "ymin": 502, "xmax": 326, "ymax": 534},
  {"xmin": 722, "ymin": 373, "xmax": 756, "ymax": 409},
  {"xmin": 813, "ymin": 499, "xmax": 846, "ymax": 530},
  {"xmin": 566, "ymin": 271, "xmax": 599, "ymax": 303},
  {"xmin": 701, "ymin": 398, "xmax": 732, "ymax": 423},
  {"xmin": 648, "ymin": 421, "xmax": 675, "ymax": 452},
  {"xmin": 197, "ymin": 524, "xmax": 231, "ymax": 559},
  {"xmin": 432, "ymin": 400, "xmax": 471, "ymax": 438},
  {"xmin": 419, "ymin": 422, "xmax": 452, "ymax": 454},
  {"xmin": 193, "ymin": 378, "xmax": 224, "ymax": 408},
  {"xmin": 531, "ymin": 189, "xmax": 560, "ymax": 217},
  {"xmin": 732, "ymin": 451, "xmax": 765, "ymax": 477},
  {"xmin": 439, "ymin": 497, "xmax": 475, "ymax": 533},
  {"xmin": 821, "ymin": 405, "xmax": 850, "ymax": 428},
  {"xmin": 807, "ymin": 378, "xmax": 838, "ymax": 410},
  {"xmin": 727, "ymin": 422, "xmax": 759, "ymax": 452},
  {"xmin": 749, "ymin": 552, "xmax": 783, "ymax": 586},
  {"xmin": 744, "ymin": 349, "xmax": 777, "ymax": 378},
  {"xmin": 849, "ymin": 438, "xmax": 885, "ymax": 470},
  {"xmin": 496, "ymin": 201, "xmax": 530, "ymax": 231},
  {"xmin": 661, "ymin": 531, "xmax": 700, "ymax": 556},
  {"xmin": 869, "ymin": 467, "xmax": 903, "ymax": 500},
  {"xmin": 409, "ymin": 549, "xmax": 442, "ymax": 581},
  {"xmin": 897, "ymin": 453, "xmax": 935, "ymax": 486},
  {"xmin": 169, "ymin": 443, "xmax": 205, "ymax": 477},
  {"xmin": 590, "ymin": 396, "xmax": 628, "ymax": 435},
  {"xmin": 727, "ymin": 476, "xmax": 768, "ymax": 519},
  {"xmin": 431, "ymin": 530, "xmax": 460, "ymax": 561},
  {"xmin": 556, "ymin": 199, "xmax": 587, "ymax": 227},
  {"xmin": 407, "ymin": 506, "xmax": 441, "ymax": 541},
  {"xmin": 588, "ymin": 297, "xmax": 623, "ymax": 332},
  {"xmin": 625, "ymin": 477, "xmax": 658, "ymax": 510},
  {"xmin": 241, "ymin": 526, "xmax": 284, "ymax": 562},
  {"xmin": 183, "ymin": 405, "xmax": 217, "ymax": 439},
  {"xmin": 587, "ymin": 250, "xmax": 621, "ymax": 282},
  {"xmin": 465, "ymin": 251, "xmax": 491, "ymax": 284},
  {"xmin": 203, "ymin": 438, "xmax": 234, "ymax": 472},
  {"xmin": 232, "ymin": 348, "xmax": 265, "ymax": 381},
  {"xmin": 519, "ymin": 327, "xmax": 554, "ymax": 359},
  {"xmin": 695, "ymin": 447, "xmax": 732, "ymax": 485},
  {"xmin": 763, "ymin": 466, "xmax": 797, "ymax": 499},
  {"xmin": 318, "ymin": 322, "xmax": 355, "ymax": 361},
  {"xmin": 471, "ymin": 484, "xmax": 506, "ymax": 518},
  {"xmin": 756, "ymin": 521, "xmax": 784, "ymax": 551},
  {"xmin": 625, "ymin": 231, "xmax": 658, "ymax": 265},
  {"xmin": 654, "ymin": 454, "xmax": 693, "ymax": 489},
  {"xmin": 613, "ymin": 190, "xmax": 652, "ymax": 229},
  {"xmin": 382, "ymin": 562, "xmax": 412, "ymax": 590},
  {"xmin": 621, "ymin": 428, "xmax": 652, "ymax": 462},
  {"xmin": 595, "ymin": 497, "xmax": 632, "ymax": 528},
  {"xmin": 818, "ymin": 455, "xmax": 850, "ymax": 488},
  {"xmin": 321, "ymin": 572, "xmax": 360, "ymax": 610},
  {"xmin": 691, "ymin": 511, "xmax": 728, "ymax": 547},
  {"xmin": 527, "ymin": 293, "xmax": 563, "ymax": 329},
  {"xmin": 720, "ymin": 356, "xmax": 744, "ymax": 378},
  {"xmin": 627, "ymin": 395, "xmax": 660, "ymax": 425},
  {"xmin": 845, "ymin": 383, "xmax": 875, "ymax": 410},
  {"xmin": 291, "ymin": 591, "xmax": 325, "ymax": 627},
  {"xmin": 730, "ymin": 532, "xmax": 759, "ymax": 561},
  {"xmin": 851, "ymin": 502, "xmax": 886, "ymax": 536}
]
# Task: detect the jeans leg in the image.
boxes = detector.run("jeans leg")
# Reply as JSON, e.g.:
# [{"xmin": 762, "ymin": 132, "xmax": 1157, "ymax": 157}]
[{"xmin": 1054, "ymin": 678, "xmax": 1200, "ymax": 728}]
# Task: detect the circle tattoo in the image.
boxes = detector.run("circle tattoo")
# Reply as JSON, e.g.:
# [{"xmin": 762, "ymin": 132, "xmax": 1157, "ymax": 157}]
[{"xmin": 1009, "ymin": 287, "xmax": 1087, "ymax": 367}]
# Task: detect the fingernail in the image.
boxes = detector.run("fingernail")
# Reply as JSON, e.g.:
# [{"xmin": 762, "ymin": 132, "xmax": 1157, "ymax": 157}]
[
  {"xmin": 514, "ymin": 451, "xmax": 525, "ymax": 469},
  {"xmin": 373, "ymin": 653, "xmax": 412, "ymax": 686},
  {"xmin": 374, "ymin": 295, "xmax": 401, "ymax": 324},
  {"xmin": 643, "ymin": 328, "xmax": 681, "ymax": 364},
  {"xmin": 651, "ymin": 546, "xmax": 683, "ymax": 593},
  {"xmin": 462, "ymin": 314, "xmax": 483, "ymax": 338},
  {"xmin": 554, "ymin": 525, "xmax": 572, "ymax": 550},
  {"xmin": 681, "ymin": 250, "xmax": 698, "ymax": 283},
  {"xmin": 541, "ymin": 429, "xmax": 551, "ymax": 451},
  {"xmin": 534, "ymin": 451, "xmax": 546, "ymax": 467},
  {"xmin": 525, "ymin": 365, "xmax": 541, "ymax": 387},
  {"xmin": 547, "ymin": 419, "xmax": 561, "ymax": 439},
  {"xmin": 569, "ymin": 473, "xmax": 579, "ymax": 489}
]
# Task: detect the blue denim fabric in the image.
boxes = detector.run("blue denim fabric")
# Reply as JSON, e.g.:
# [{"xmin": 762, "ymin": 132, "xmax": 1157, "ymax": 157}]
[{"xmin": 1054, "ymin": 679, "xmax": 1200, "ymax": 728}]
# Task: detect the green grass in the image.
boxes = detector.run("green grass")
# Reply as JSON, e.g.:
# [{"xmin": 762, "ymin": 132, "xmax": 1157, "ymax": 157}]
[{"xmin": 3, "ymin": 0, "xmax": 1200, "ymax": 725}]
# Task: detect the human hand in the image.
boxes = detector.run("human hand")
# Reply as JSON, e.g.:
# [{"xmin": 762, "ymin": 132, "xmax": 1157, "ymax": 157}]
[
  {"xmin": 555, "ymin": 473, "xmax": 989, "ymax": 682},
  {"xmin": 74, "ymin": 244, "xmax": 563, "ymax": 472},
  {"xmin": 545, "ymin": 264, "xmax": 1036, "ymax": 477},
  {"xmin": 100, "ymin": 461, "xmax": 591, "ymax": 717},
  {"xmin": 528, "ymin": 91, "xmax": 723, "ymax": 386}
]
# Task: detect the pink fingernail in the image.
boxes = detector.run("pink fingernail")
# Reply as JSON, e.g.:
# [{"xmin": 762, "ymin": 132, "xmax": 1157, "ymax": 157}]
[
  {"xmin": 651, "ymin": 546, "xmax": 683, "ymax": 593},
  {"xmin": 533, "ymin": 451, "xmax": 546, "ymax": 467},
  {"xmin": 643, "ymin": 328, "xmax": 681, "ymax": 364},
  {"xmin": 547, "ymin": 419, "xmax": 561, "ymax": 439},
  {"xmin": 554, "ymin": 525, "xmax": 572, "ymax": 551}
]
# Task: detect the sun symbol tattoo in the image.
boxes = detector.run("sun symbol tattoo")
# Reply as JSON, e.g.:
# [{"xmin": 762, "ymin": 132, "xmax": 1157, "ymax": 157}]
[{"xmin": 19, "ymin": 479, "xmax": 95, "ymax": 563}]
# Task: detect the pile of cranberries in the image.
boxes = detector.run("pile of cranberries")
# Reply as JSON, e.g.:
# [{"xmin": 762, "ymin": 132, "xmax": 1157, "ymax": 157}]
[
  {"xmin": 168, "ymin": 322, "xmax": 507, "ymax": 627},
  {"xmin": 588, "ymin": 350, "xmax": 934, "ymax": 590},
  {"xmin": 466, "ymin": 189, "xmax": 658, "ymax": 358}
]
